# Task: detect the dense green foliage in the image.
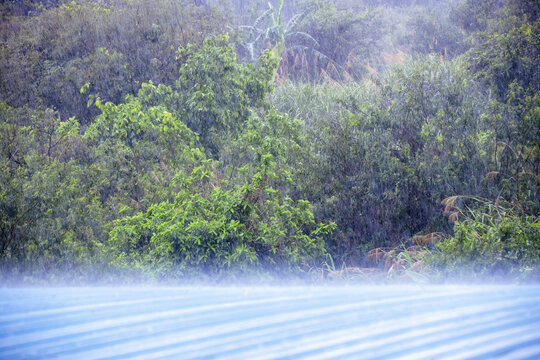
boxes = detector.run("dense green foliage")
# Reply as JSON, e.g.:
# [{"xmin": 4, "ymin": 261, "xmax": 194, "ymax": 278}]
[
  {"xmin": 0, "ymin": 0, "xmax": 227, "ymax": 123},
  {"xmin": 430, "ymin": 197, "xmax": 540, "ymax": 282},
  {"xmin": 108, "ymin": 154, "xmax": 332, "ymax": 280},
  {"xmin": 1, "ymin": 0, "xmax": 539, "ymax": 283},
  {"xmin": 271, "ymin": 57, "xmax": 497, "ymax": 260}
]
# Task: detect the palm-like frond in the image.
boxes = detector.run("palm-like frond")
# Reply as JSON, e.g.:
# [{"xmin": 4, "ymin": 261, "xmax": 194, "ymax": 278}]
[
  {"xmin": 310, "ymin": 49, "xmax": 330, "ymax": 62},
  {"xmin": 287, "ymin": 44, "xmax": 309, "ymax": 52},
  {"xmin": 238, "ymin": 25, "xmax": 259, "ymax": 41},
  {"xmin": 236, "ymin": 2, "xmax": 329, "ymax": 69},
  {"xmin": 254, "ymin": 7, "xmax": 273, "ymax": 29},
  {"xmin": 265, "ymin": 25, "xmax": 281, "ymax": 43},
  {"xmin": 286, "ymin": 31, "xmax": 319, "ymax": 48},
  {"xmin": 285, "ymin": 12, "xmax": 305, "ymax": 34},
  {"xmin": 288, "ymin": 46, "xmax": 330, "ymax": 63}
]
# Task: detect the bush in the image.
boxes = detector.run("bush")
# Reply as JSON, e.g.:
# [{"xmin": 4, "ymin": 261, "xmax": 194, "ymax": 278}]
[
  {"xmin": 271, "ymin": 56, "xmax": 496, "ymax": 263},
  {"xmin": 0, "ymin": 0, "xmax": 227, "ymax": 123},
  {"xmin": 107, "ymin": 155, "xmax": 334, "ymax": 280},
  {"xmin": 430, "ymin": 197, "xmax": 540, "ymax": 282}
]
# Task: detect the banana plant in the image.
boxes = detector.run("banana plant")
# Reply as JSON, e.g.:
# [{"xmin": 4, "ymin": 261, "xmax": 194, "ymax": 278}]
[{"xmin": 238, "ymin": 0, "xmax": 324, "ymax": 65}]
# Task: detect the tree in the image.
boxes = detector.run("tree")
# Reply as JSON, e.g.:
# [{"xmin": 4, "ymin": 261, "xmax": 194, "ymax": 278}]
[
  {"xmin": 0, "ymin": 0, "xmax": 227, "ymax": 123},
  {"xmin": 107, "ymin": 154, "xmax": 333, "ymax": 279}
]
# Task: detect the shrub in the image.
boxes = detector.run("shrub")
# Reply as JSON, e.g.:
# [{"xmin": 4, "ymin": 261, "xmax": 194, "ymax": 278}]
[
  {"xmin": 430, "ymin": 196, "xmax": 540, "ymax": 282},
  {"xmin": 107, "ymin": 155, "xmax": 334, "ymax": 280}
]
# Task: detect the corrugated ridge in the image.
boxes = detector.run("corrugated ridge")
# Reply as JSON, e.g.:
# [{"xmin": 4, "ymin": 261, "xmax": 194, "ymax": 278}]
[{"xmin": 1, "ymin": 286, "xmax": 539, "ymax": 360}]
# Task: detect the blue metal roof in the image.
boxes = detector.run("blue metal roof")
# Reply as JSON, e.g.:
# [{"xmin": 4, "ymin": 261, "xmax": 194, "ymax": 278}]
[{"xmin": 1, "ymin": 286, "xmax": 540, "ymax": 359}]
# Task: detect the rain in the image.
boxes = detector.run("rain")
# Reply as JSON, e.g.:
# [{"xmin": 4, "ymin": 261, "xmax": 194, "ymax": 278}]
[{"xmin": 1, "ymin": 0, "xmax": 539, "ymax": 358}]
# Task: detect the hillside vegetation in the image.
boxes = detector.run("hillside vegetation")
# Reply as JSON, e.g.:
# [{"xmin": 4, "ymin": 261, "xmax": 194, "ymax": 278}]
[{"xmin": 1, "ymin": 0, "xmax": 538, "ymax": 284}]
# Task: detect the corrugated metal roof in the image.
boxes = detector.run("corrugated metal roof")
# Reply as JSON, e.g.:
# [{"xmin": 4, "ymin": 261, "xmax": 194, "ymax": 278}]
[{"xmin": 1, "ymin": 286, "xmax": 540, "ymax": 359}]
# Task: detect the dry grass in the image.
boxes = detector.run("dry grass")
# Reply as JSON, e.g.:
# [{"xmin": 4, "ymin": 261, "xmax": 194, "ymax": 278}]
[
  {"xmin": 381, "ymin": 49, "xmax": 406, "ymax": 65},
  {"xmin": 441, "ymin": 196, "xmax": 458, "ymax": 213},
  {"xmin": 486, "ymin": 171, "xmax": 499, "ymax": 179},
  {"xmin": 412, "ymin": 232, "xmax": 444, "ymax": 246}
]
